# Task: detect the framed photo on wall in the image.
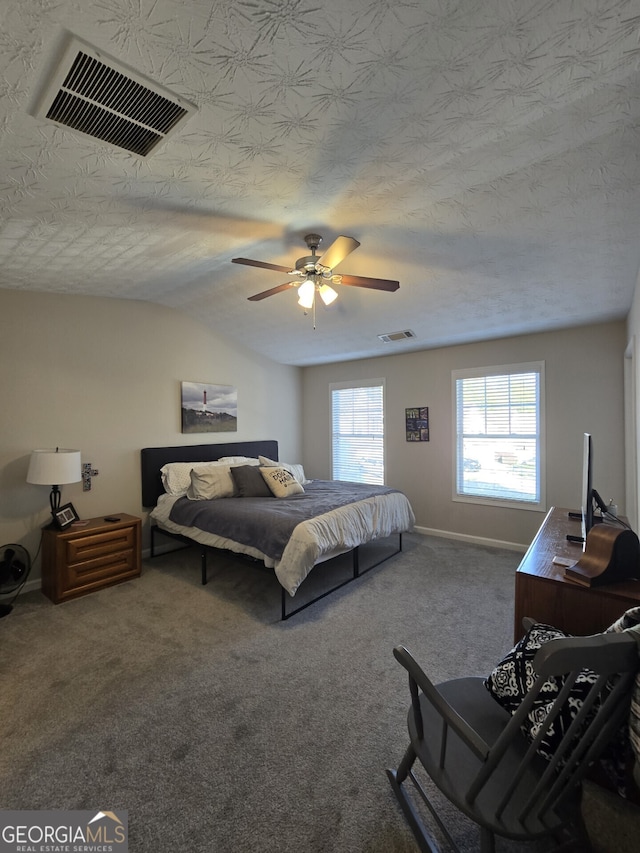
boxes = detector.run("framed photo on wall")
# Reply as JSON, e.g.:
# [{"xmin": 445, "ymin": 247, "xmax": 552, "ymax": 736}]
[
  {"xmin": 406, "ymin": 407, "xmax": 429, "ymax": 442},
  {"xmin": 181, "ymin": 381, "xmax": 238, "ymax": 434}
]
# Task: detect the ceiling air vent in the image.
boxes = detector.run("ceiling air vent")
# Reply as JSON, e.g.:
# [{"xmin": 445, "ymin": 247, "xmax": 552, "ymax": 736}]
[
  {"xmin": 32, "ymin": 36, "xmax": 196, "ymax": 157},
  {"xmin": 378, "ymin": 330, "xmax": 416, "ymax": 343}
]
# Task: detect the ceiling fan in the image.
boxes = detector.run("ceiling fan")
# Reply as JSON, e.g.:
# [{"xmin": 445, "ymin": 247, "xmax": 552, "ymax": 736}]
[{"xmin": 232, "ymin": 233, "xmax": 400, "ymax": 309}]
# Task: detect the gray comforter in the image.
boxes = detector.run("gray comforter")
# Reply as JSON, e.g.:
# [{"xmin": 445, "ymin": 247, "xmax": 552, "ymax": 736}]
[{"xmin": 169, "ymin": 479, "xmax": 400, "ymax": 561}]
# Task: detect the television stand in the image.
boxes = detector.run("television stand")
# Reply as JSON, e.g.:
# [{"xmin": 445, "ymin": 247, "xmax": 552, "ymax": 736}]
[{"xmin": 514, "ymin": 506, "xmax": 640, "ymax": 642}]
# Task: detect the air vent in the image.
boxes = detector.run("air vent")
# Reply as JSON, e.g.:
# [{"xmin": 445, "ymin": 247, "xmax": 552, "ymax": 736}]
[
  {"xmin": 32, "ymin": 36, "xmax": 196, "ymax": 157},
  {"xmin": 378, "ymin": 330, "xmax": 416, "ymax": 343}
]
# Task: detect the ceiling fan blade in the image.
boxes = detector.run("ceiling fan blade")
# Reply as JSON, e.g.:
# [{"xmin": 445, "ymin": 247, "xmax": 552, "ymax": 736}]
[
  {"xmin": 338, "ymin": 273, "xmax": 400, "ymax": 292},
  {"xmin": 317, "ymin": 236, "xmax": 360, "ymax": 271},
  {"xmin": 247, "ymin": 282, "xmax": 296, "ymax": 301},
  {"xmin": 233, "ymin": 257, "xmax": 292, "ymax": 273}
]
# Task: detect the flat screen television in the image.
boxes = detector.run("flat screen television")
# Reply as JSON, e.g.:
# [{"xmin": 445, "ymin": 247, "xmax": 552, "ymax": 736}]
[
  {"xmin": 578, "ymin": 433, "xmax": 608, "ymax": 546},
  {"xmin": 581, "ymin": 432, "xmax": 593, "ymax": 545}
]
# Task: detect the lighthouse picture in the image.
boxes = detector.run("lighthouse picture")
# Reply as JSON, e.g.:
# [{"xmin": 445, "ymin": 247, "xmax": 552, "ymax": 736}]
[{"xmin": 181, "ymin": 381, "xmax": 238, "ymax": 433}]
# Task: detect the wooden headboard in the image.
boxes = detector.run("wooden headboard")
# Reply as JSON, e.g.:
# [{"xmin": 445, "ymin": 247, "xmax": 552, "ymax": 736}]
[{"xmin": 140, "ymin": 440, "xmax": 279, "ymax": 507}]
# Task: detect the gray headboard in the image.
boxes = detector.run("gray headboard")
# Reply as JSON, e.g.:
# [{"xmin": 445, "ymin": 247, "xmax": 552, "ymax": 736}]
[{"xmin": 140, "ymin": 440, "xmax": 278, "ymax": 507}]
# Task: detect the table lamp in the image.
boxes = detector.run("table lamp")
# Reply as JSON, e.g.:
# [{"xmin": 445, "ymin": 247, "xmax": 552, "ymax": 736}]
[{"xmin": 27, "ymin": 448, "xmax": 82, "ymax": 513}]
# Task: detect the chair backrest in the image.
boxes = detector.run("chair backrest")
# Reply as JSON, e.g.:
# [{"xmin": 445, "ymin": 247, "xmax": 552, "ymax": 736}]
[{"xmin": 474, "ymin": 631, "xmax": 638, "ymax": 824}]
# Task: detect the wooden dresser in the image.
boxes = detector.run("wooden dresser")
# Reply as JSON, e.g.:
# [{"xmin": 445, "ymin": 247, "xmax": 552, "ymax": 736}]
[
  {"xmin": 514, "ymin": 506, "xmax": 640, "ymax": 641},
  {"xmin": 41, "ymin": 513, "xmax": 141, "ymax": 604}
]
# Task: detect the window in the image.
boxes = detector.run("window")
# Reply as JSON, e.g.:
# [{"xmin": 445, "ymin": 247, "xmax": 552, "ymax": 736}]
[
  {"xmin": 331, "ymin": 380, "xmax": 384, "ymax": 484},
  {"xmin": 453, "ymin": 362, "xmax": 545, "ymax": 509}
]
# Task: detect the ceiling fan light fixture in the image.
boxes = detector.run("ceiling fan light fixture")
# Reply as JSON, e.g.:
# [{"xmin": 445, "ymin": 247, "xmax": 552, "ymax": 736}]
[
  {"xmin": 297, "ymin": 278, "xmax": 315, "ymax": 309},
  {"xmin": 238, "ymin": 233, "xmax": 400, "ymax": 306},
  {"xmin": 318, "ymin": 284, "xmax": 338, "ymax": 306}
]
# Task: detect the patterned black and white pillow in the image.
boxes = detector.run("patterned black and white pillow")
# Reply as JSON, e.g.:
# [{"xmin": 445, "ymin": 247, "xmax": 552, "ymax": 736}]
[{"xmin": 485, "ymin": 623, "xmax": 598, "ymax": 760}]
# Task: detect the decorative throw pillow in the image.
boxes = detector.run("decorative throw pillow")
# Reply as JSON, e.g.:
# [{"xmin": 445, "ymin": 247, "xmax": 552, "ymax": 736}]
[
  {"xmin": 607, "ymin": 607, "xmax": 640, "ymax": 789},
  {"xmin": 485, "ymin": 623, "xmax": 599, "ymax": 761},
  {"xmin": 161, "ymin": 461, "xmax": 228, "ymax": 496},
  {"xmin": 186, "ymin": 466, "xmax": 235, "ymax": 500},
  {"xmin": 230, "ymin": 464, "xmax": 273, "ymax": 498},
  {"xmin": 607, "ymin": 606, "xmax": 640, "ymax": 634},
  {"xmin": 260, "ymin": 466, "xmax": 305, "ymax": 498},
  {"xmin": 258, "ymin": 455, "xmax": 310, "ymax": 485},
  {"xmin": 218, "ymin": 456, "xmax": 260, "ymax": 465}
]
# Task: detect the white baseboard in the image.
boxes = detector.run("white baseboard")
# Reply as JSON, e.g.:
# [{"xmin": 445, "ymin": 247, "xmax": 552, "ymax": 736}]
[
  {"xmin": 412, "ymin": 524, "xmax": 527, "ymax": 554},
  {"xmin": 13, "ymin": 530, "xmax": 525, "ymax": 600},
  {"xmin": 15, "ymin": 577, "xmax": 42, "ymax": 595},
  {"xmin": 142, "ymin": 541, "xmax": 188, "ymax": 560},
  {"xmin": 14, "ymin": 542, "xmax": 185, "ymax": 598}
]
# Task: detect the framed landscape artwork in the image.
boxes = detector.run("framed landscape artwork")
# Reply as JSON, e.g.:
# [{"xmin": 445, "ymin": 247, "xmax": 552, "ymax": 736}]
[
  {"xmin": 181, "ymin": 381, "xmax": 238, "ymax": 434},
  {"xmin": 406, "ymin": 407, "xmax": 429, "ymax": 442}
]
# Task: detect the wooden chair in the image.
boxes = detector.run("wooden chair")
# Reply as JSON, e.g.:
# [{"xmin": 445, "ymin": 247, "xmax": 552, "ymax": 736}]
[{"xmin": 387, "ymin": 628, "xmax": 638, "ymax": 852}]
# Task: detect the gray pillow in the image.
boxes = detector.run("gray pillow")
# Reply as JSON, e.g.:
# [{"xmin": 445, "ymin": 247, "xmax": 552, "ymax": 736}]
[{"xmin": 230, "ymin": 464, "xmax": 272, "ymax": 498}]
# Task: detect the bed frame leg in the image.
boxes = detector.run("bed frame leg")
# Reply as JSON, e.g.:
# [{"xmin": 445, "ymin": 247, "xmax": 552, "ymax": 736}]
[
  {"xmin": 201, "ymin": 549, "xmax": 207, "ymax": 585},
  {"xmin": 353, "ymin": 546, "xmax": 360, "ymax": 578}
]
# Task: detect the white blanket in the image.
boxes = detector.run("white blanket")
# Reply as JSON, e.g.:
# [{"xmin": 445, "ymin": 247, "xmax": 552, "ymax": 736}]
[{"xmin": 150, "ymin": 490, "xmax": 415, "ymax": 596}]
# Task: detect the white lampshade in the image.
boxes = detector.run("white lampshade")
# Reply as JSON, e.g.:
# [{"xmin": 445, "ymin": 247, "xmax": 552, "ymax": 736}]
[
  {"xmin": 27, "ymin": 449, "xmax": 82, "ymax": 485},
  {"xmin": 27, "ymin": 448, "xmax": 82, "ymax": 515}
]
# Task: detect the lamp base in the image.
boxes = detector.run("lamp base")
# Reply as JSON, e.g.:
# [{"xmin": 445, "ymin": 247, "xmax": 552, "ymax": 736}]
[{"xmin": 50, "ymin": 485, "xmax": 61, "ymax": 514}]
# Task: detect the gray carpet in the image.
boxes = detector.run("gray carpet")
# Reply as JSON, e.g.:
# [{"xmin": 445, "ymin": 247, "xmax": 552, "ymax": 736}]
[{"xmin": 1, "ymin": 533, "xmax": 639, "ymax": 852}]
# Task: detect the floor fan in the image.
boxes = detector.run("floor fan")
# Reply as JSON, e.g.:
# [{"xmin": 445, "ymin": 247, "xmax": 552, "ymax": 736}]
[{"xmin": 0, "ymin": 544, "xmax": 31, "ymax": 617}]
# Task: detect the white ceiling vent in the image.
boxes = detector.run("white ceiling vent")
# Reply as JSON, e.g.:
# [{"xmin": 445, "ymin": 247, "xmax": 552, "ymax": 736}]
[
  {"xmin": 32, "ymin": 36, "xmax": 196, "ymax": 157},
  {"xmin": 378, "ymin": 330, "xmax": 416, "ymax": 343}
]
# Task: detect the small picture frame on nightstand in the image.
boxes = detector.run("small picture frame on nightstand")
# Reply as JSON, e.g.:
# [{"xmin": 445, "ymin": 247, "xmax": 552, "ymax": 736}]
[{"xmin": 52, "ymin": 502, "xmax": 80, "ymax": 530}]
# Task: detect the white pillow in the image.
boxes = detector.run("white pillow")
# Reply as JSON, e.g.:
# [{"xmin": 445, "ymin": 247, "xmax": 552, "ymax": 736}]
[
  {"xmin": 161, "ymin": 460, "xmax": 229, "ymax": 496},
  {"xmin": 186, "ymin": 466, "xmax": 235, "ymax": 500},
  {"xmin": 217, "ymin": 456, "xmax": 260, "ymax": 465},
  {"xmin": 258, "ymin": 455, "xmax": 309, "ymax": 485},
  {"xmin": 259, "ymin": 466, "xmax": 305, "ymax": 498}
]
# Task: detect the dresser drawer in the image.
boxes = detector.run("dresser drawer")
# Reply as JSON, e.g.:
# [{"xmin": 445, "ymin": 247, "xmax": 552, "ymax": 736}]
[{"xmin": 65, "ymin": 526, "xmax": 136, "ymax": 564}]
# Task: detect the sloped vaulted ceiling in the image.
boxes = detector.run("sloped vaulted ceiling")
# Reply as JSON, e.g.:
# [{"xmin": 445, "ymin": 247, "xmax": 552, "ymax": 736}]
[{"xmin": 1, "ymin": 0, "xmax": 640, "ymax": 366}]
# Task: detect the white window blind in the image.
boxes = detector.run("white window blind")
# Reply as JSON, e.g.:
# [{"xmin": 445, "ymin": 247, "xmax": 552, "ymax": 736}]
[
  {"xmin": 331, "ymin": 381, "xmax": 384, "ymax": 484},
  {"xmin": 453, "ymin": 363, "xmax": 544, "ymax": 507}
]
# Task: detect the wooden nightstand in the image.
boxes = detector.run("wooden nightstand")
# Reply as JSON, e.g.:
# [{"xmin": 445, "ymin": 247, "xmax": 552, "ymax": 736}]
[{"xmin": 41, "ymin": 513, "xmax": 141, "ymax": 604}]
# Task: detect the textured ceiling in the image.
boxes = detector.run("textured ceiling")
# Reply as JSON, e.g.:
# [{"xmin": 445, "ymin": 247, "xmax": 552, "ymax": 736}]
[{"xmin": 2, "ymin": 0, "xmax": 640, "ymax": 366}]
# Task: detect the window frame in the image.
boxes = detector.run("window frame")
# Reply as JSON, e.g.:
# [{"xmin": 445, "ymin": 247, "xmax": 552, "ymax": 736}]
[
  {"xmin": 330, "ymin": 378, "xmax": 386, "ymax": 485},
  {"xmin": 452, "ymin": 361, "xmax": 546, "ymax": 512}
]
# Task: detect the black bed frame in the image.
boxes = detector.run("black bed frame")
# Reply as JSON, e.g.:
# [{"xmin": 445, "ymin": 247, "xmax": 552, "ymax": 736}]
[{"xmin": 141, "ymin": 440, "xmax": 402, "ymax": 620}]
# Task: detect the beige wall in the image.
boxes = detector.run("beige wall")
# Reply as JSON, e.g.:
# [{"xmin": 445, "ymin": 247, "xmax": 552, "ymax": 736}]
[
  {"xmin": 0, "ymin": 285, "xmax": 629, "ymax": 590},
  {"xmin": 0, "ymin": 289, "xmax": 301, "ymax": 579},
  {"xmin": 302, "ymin": 322, "xmax": 627, "ymax": 549}
]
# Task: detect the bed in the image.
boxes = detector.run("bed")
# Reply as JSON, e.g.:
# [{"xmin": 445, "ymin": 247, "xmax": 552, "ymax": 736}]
[{"xmin": 141, "ymin": 440, "xmax": 415, "ymax": 619}]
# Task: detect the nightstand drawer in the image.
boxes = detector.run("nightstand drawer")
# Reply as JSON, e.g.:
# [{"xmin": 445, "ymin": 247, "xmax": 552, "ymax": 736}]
[
  {"xmin": 65, "ymin": 526, "xmax": 136, "ymax": 564},
  {"xmin": 64, "ymin": 549, "xmax": 138, "ymax": 592}
]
